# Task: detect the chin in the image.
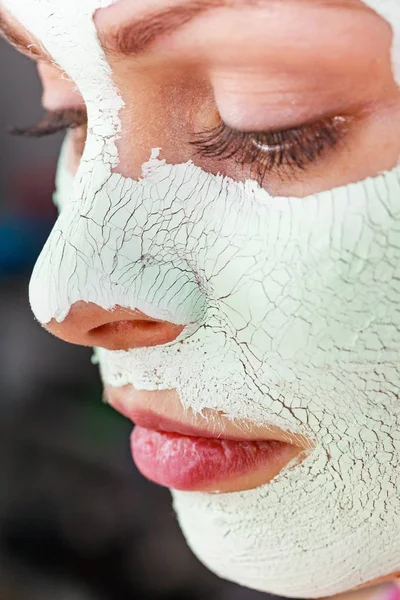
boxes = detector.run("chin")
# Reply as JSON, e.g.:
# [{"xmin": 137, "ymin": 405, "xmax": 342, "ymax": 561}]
[{"xmin": 171, "ymin": 481, "xmax": 400, "ymax": 599}]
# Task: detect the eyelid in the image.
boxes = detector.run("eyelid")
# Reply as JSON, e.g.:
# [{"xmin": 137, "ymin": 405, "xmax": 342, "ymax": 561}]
[{"xmin": 209, "ymin": 66, "xmax": 367, "ymax": 134}]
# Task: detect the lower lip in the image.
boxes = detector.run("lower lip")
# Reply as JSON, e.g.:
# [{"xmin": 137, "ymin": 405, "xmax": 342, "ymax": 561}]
[{"xmin": 131, "ymin": 426, "xmax": 296, "ymax": 492}]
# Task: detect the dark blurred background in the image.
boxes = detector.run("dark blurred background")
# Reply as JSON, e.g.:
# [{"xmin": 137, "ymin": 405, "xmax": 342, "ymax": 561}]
[{"xmin": 0, "ymin": 39, "xmax": 270, "ymax": 600}]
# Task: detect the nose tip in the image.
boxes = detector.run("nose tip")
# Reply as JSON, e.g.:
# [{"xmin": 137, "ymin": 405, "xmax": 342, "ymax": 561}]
[{"xmin": 44, "ymin": 301, "xmax": 185, "ymax": 350}]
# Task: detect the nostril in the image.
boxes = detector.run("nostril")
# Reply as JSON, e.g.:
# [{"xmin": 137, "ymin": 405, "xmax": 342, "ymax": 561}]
[
  {"xmin": 90, "ymin": 319, "xmax": 158, "ymax": 337},
  {"xmin": 87, "ymin": 318, "xmax": 185, "ymax": 350},
  {"xmin": 43, "ymin": 302, "xmax": 185, "ymax": 350}
]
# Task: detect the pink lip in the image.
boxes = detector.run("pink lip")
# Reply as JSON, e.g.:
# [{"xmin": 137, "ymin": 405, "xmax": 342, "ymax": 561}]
[
  {"xmin": 127, "ymin": 410, "xmax": 301, "ymax": 492},
  {"xmin": 106, "ymin": 388, "xmax": 306, "ymax": 492},
  {"xmin": 131, "ymin": 426, "xmax": 297, "ymax": 492}
]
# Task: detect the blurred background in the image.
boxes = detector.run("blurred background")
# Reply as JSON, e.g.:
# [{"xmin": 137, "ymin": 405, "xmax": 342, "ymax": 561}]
[{"xmin": 0, "ymin": 38, "xmax": 270, "ymax": 600}]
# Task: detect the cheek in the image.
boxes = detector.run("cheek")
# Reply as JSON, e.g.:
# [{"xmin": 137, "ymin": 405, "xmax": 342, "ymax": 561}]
[{"xmin": 67, "ymin": 128, "xmax": 88, "ymax": 175}]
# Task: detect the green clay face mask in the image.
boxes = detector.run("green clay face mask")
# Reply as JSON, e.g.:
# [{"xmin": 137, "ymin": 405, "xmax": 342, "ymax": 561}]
[{"xmin": 3, "ymin": 0, "xmax": 400, "ymax": 596}]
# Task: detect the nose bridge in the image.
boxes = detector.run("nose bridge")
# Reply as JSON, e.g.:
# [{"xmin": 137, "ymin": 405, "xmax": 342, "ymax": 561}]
[{"xmin": 29, "ymin": 152, "xmax": 207, "ymax": 329}]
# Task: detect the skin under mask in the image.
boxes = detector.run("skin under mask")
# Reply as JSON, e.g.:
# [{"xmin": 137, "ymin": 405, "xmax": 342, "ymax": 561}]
[{"xmin": 3, "ymin": 0, "xmax": 400, "ymax": 596}]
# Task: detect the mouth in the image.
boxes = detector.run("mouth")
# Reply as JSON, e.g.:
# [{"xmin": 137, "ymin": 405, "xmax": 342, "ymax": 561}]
[{"xmin": 106, "ymin": 385, "xmax": 310, "ymax": 493}]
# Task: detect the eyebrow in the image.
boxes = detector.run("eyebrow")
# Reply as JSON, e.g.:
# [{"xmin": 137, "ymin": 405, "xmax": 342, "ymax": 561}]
[
  {"xmin": 98, "ymin": 0, "xmax": 360, "ymax": 59},
  {"xmin": 0, "ymin": 7, "xmax": 51, "ymax": 62},
  {"xmin": 99, "ymin": 0, "xmax": 226, "ymax": 57}
]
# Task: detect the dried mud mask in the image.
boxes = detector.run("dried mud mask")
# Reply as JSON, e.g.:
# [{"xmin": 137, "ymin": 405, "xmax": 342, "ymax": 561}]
[{"xmin": 3, "ymin": 0, "xmax": 400, "ymax": 596}]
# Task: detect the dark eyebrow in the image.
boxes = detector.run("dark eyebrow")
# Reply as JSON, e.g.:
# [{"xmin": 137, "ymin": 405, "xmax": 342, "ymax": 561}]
[
  {"xmin": 97, "ymin": 0, "xmax": 361, "ymax": 59},
  {"xmin": 0, "ymin": 6, "xmax": 51, "ymax": 62},
  {"xmin": 98, "ymin": 0, "xmax": 224, "ymax": 58}
]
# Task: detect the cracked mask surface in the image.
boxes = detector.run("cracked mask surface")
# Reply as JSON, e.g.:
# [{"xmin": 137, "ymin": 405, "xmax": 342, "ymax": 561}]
[{"xmin": 4, "ymin": 0, "xmax": 400, "ymax": 596}]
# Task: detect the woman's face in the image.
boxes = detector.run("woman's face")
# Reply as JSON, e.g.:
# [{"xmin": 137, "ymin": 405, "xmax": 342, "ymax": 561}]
[{"xmin": 2, "ymin": 0, "xmax": 400, "ymax": 597}]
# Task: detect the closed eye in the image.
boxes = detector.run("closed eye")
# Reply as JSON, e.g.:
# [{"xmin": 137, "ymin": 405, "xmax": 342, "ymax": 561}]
[{"xmin": 190, "ymin": 116, "xmax": 351, "ymax": 184}]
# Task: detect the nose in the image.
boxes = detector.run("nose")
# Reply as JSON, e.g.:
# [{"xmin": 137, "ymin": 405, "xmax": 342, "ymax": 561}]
[{"xmin": 44, "ymin": 301, "xmax": 185, "ymax": 350}]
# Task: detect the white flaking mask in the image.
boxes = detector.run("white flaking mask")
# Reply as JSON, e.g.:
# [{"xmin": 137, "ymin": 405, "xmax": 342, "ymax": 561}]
[{"xmin": 4, "ymin": 0, "xmax": 400, "ymax": 596}]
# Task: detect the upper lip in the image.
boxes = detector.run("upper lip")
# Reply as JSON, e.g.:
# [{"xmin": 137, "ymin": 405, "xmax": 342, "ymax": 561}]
[
  {"xmin": 105, "ymin": 384, "xmax": 311, "ymax": 448},
  {"xmin": 124, "ymin": 410, "xmax": 267, "ymax": 441}
]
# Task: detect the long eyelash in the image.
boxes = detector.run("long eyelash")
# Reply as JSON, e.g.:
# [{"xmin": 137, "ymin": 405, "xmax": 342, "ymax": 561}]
[
  {"xmin": 190, "ymin": 116, "xmax": 349, "ymax": 180},
  {"xmin": 10, "ymin": 110, "xmax": 347, "ymax": 183},
  {"xmin": 9, "ymin": 108, "xmax": 87, "ymax": 138}
]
